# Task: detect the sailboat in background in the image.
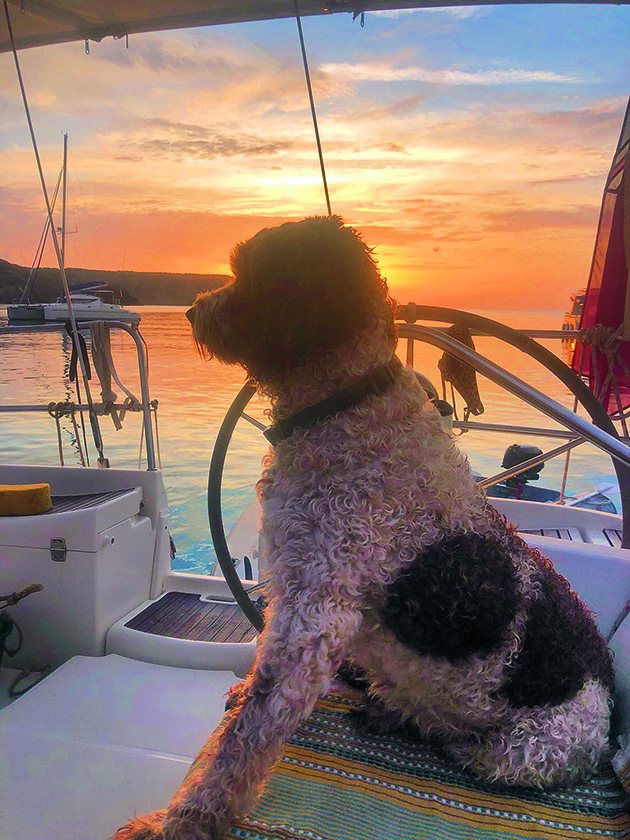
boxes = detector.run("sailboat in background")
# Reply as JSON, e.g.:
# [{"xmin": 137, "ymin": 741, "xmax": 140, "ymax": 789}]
[{"xmin": 6, "ymin": 134, "xmax": 139, "ymax": 325}]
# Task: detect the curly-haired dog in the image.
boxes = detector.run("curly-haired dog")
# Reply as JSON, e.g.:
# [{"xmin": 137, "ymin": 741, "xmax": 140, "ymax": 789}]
[{"xmin": 115, "ymin": 215, "xmax": 614, "ymax": 840}]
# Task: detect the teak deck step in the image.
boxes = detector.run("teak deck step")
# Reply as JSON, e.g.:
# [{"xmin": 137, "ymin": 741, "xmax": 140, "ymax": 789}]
[
  {"xmin": 520, "ymin": 526, "xmax": 583, "ymax": 541},
  {"xmin": 603, "ymin": 528, "xmax": 623, "ymax": 548},
  {"xmin": 520, "ymin": 527, "xmax": 624, "ymax": 547},
  {"xmin": 125, "ymin": 591, "xmax": 258, "ymax": 644}
]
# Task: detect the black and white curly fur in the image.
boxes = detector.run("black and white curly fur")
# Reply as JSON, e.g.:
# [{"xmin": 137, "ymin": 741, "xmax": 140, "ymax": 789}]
[{"xmin": 115, "ymin": 215, "xmax": 614, "ymax": 840}]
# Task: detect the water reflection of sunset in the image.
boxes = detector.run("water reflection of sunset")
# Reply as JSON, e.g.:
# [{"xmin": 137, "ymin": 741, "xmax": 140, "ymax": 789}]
[
  {"xmin": 1, "ymin": 6, "xmax": 629, "ymax": 310},
  {"xmin": 0, "ymin": 307, "xmax": 620, "ymax": 573}
]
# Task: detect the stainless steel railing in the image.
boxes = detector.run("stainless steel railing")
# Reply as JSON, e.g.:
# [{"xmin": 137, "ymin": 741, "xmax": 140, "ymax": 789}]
[
  {"xmin": 398, "ymin": 323, "xmax": 630, "ymax": 471},
  {"xmin": 0, "ymin": 320, "xmax": 157, "ymax": 470}
]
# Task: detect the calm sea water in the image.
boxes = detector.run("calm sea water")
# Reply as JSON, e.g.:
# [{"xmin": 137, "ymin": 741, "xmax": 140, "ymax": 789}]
[{"xmin": 0, "ymin": 306, "xmax": 620, "ymax": 574}]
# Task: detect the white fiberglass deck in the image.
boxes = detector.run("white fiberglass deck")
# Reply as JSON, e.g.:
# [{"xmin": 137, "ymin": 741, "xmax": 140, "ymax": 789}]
[{"xmin": 0, "ymin": 655, "xmax": 238, "ymax": 840}]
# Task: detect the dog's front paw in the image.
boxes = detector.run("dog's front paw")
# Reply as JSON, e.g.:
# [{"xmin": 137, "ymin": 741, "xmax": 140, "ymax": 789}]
[{"xmin": 111, "ymin": 809, "xmax": 168, "ymax": 839}]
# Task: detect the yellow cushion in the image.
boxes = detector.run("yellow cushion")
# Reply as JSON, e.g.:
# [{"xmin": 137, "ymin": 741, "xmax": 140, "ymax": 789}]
[{"xmin": 0, "ymin": 484, "xmax": 52, "ymax": 516}]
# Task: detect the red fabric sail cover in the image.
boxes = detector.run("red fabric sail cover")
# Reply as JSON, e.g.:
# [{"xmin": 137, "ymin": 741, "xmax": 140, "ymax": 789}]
[{"xmin": 572, "ymin": 101, "xmax": 630, "ymax": 415}]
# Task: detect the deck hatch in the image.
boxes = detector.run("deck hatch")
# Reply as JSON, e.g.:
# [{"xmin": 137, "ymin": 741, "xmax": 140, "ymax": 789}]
[{"xmin": 125, "ymin": 591, "xmax": 258, "ymax": 643}]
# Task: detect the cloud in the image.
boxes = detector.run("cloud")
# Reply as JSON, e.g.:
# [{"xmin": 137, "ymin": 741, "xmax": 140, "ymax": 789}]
[
  {"xmin": 3, "ymin": 32, "xmax": 312, "ymax": 122},
  {"xmin": 320, "ymin": 62, "xmax": 577, "ymax": 86},
  {"xmin": 526, "ymin": 100, "xmax": 627, "ymax": 135},
  {"xmin": 378, "ymin": 142, "xmax": 409, "ymax": 153},
  {"xmin": 369, "ymin": 8, "xmax": 429, "ymax": 17},
  {"xmin": 370, "ymin": 5, "xmax": 493, "ymax": 20},
  {"xmin": 142, "ymin": 117, "xmax": 210, "ymax": 139},
  {"xmin": 482, "ymin": 206, "xmax": 599, "ymax": 232},
  {"xmin": 100, "ymin": 37, "xmax": 243, "ymax": 77},
  {"xmin": 137, "ymin": 135, "xmax": 293, "ymax": 160},
  {"xmin": 338, "ymin": 93, "xmax": 434, "ymax": 123},
  {"xmin": 131, "ymin": 119, "xmax": 296, "ymax": 163}
]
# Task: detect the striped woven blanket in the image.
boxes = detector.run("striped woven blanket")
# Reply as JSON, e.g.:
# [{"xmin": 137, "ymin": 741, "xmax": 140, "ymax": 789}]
[{"xmin": 223, "ymin": 690, "xmax": 630, "ymax": 840}]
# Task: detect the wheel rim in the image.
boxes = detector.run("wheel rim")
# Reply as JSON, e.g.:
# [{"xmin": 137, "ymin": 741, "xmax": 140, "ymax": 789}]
[{"xmin": 207, "ymin": 382, "xmax": 264, "ymax": 632}]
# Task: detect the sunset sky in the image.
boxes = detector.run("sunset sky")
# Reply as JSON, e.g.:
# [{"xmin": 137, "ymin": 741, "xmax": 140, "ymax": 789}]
[{"xmin": 1, "ymin": 4, "xmax": 630, "ymax": 309}]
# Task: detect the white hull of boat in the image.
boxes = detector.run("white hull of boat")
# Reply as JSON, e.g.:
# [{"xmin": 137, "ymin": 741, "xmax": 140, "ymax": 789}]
[
  {"xmin": 6, "ymin": 303, "xmax": 45, "ymax": 322},
  {"xmin": 42, "ymin": 301, "xmax": 139, "ymax": 322}
]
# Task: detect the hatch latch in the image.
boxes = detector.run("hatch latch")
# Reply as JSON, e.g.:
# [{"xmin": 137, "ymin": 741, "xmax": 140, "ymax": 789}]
[{"xmin": 50, "ymin": 538, "xmax": 67, "ymax": 562}]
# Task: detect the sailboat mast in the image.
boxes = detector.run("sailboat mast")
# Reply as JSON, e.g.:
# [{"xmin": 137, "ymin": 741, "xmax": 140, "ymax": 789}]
[{"xmin": 61, "ymin": 131, "xmax": 67, "ymax": 270}]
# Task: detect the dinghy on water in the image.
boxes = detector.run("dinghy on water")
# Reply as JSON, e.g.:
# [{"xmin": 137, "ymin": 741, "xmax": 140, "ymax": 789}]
[{"xmin": 0, "ymin": 2, "xmax": 629, "ymax": 838}]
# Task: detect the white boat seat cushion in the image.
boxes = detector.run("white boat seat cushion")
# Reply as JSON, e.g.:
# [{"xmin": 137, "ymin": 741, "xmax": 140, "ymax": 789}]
[
  {"xmin": 522, "ymin": 532, "xmax": 630, "ymax": 639},
  {"xmin": 0, "ymin": 654, "xmax": 239, "ymax": 840}
]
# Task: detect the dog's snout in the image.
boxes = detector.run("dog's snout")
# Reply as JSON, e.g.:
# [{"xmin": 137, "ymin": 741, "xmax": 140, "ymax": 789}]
[{"xmin": 186, "ymin": 306, "xmax": 196, "ymax": 325}]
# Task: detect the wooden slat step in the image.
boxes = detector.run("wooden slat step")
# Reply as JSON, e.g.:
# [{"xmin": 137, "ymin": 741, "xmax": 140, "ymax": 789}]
[
  {"xmin": 125, "ymin": 592, "xmax": 258, "ymax": 643},
  {"xmin": 604, "ymin": 529, "xmax": 623, "ymax": 548},
  {"xmin": 520, "ymin": 527, "xmax": 584, "ymax": 541}
]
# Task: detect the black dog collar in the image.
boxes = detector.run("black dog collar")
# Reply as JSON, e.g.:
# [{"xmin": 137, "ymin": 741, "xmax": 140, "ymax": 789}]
[{"xmin": 264, "ymin": 356, "xmax": 403, "ymax": 446}]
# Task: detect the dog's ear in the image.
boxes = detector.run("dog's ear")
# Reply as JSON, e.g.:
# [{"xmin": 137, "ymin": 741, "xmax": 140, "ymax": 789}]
[{"xmin": 224, "ymin": 216, "xmax": 397, "ymax": 382}]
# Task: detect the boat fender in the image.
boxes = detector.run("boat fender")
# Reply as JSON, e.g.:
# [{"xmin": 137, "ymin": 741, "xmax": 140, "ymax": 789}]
[{"xmin": 0, "ymin": 483, "xmax": 52, "ymax": 516}]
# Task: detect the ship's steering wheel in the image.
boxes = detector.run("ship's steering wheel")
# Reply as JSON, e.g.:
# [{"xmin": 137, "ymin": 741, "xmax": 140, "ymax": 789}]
[
  {"xmin": 206, "ymin": 370, "xmax": 439, "ymax": 634},
  {"xmin": 208, "ymin": 307, "xmax": 630, "ymax": 633}
]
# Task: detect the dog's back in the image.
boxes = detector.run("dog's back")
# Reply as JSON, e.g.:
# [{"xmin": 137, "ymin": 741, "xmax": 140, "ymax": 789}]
[{"xmin": 299, "ymin": 369, "xmax": 616, "ymax": 787}]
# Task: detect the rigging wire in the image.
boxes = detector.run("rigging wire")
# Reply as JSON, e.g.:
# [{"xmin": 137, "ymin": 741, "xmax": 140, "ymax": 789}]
[
  {"xmin": 3, "ymin": 0, "xmax": 108, "ymax": 466},
  {"xmin": 294, "ymin": 0, "xmax": 332, "ymax": 216}
]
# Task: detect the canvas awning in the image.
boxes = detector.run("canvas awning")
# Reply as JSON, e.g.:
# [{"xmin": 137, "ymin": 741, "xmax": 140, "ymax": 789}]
[{"xmin": 3, "ymin": 0, "xmax": 630, "ymax": 54}]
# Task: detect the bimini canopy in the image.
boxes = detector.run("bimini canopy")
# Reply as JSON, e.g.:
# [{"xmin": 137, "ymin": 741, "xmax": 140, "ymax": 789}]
[{"xmin": 2, "ymin": 0, "xmax": 630, "ymax": 54}]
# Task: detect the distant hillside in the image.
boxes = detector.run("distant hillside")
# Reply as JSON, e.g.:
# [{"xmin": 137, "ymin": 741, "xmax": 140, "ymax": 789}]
[{"xmin": 0, "ymin": 259, "xmax": 229, "ymax": 305}]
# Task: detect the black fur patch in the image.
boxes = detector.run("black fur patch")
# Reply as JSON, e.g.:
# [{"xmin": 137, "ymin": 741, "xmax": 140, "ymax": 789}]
[
  {"xmin": 337, "ymin": 662, "xmax": 370, "ymax": 691},
  {"xmin": 382, "ymin": 532, "xmax": 520, "ymax": 662},
  {"xmin": 501, "ymin": 562, "xmax": 614, "ymax": 707}
]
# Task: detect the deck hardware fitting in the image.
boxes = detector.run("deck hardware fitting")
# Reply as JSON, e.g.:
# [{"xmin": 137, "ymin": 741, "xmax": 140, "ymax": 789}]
[{"xmin": 50, "ymin": 538, "xmax": 67, "ymax": 562}]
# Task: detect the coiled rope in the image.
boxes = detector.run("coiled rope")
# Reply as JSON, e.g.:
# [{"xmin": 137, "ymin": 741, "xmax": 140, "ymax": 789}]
[
  {"xmin": 578, "ymin": 324, "xmax": 630, "ymax": 436},
  {"xmin": 47, "ymin": 402, "xmax": 86, "ymax": 466},
  {"xmin": 0, "ymin": 584, "xmax": 49, "ymax": 697}
]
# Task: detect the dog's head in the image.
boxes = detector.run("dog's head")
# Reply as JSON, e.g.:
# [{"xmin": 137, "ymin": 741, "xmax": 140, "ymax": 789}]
[{"xmin": 187, "ymin": 215, "xmax": 396, "ymax": 385}]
